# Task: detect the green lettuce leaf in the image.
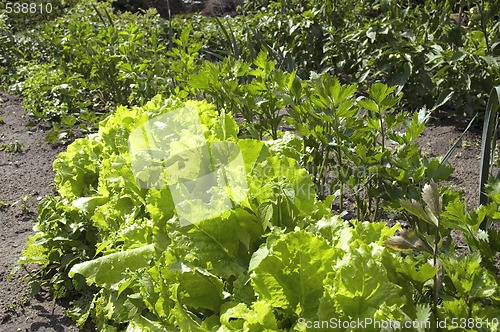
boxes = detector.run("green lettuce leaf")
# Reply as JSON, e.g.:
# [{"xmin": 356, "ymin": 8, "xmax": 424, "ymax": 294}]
[
  {"xmin": 250, "ymin": 230, "xmax": 337, "ymax": 319},
  {"xmin": 69, "ymin": 244, "xmax": 154, "ymax": 290}
]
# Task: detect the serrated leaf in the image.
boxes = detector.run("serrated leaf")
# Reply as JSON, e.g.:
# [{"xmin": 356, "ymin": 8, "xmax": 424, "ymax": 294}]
[
  {"xmin": 397, "ymin": 257, "xmax": 437, "ymax": 285},
  {"xmin": 426, "ymin": 158, "xmax": 454, "ymax": 181},
  {"xmin": 258, "ymin": 203, "xmax": 273, "ymax": 231},
  {"xmin": 400, "ymin": 199, "xmax": 434, "ymax": 225},
  {"xmin": 369, "ymin": 82, "xmax": 395, "ymax": 103},
  {"xmin": 385, "ymin": 230, "xmax": 433, "ymax": 253},
  {"xmin": 440, "ymin": 252, "xmax": 497, "ymax": 298},
  {"xmin": 250, "ymin": 231, "xmax": 336, "ymax": 318},
  {"xmin": 422, "ymin": 181, "xmax": 441, "ymax": 225},
  {"xmin": 441, "ymin": 199, "xmax": 469, "ymax": 233},
  {"xmin": 358, "ymin": 99, "xmax": 379, "ymax": 113},
  {"xmin": 485, "ymin": 177, "xmax": 500, "ymax": 205},
  {"xmin": 327, "ymin": 245, "xmax": 403, "ymax": 318},
  {"xmin": 415, "ymin": 304, "xmax": 432, "ymax": 332}
]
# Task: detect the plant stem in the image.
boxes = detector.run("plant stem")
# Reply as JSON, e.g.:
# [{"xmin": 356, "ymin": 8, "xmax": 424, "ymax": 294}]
[
  {"xmin": 317, "ymin": 142, "xmax": 329, "ymax": 197},
  {"xmin": 373, "ymin": 195, "xmax": 380, "ymax": 222},
  {"xmin": 433, "ymin": 221, "xmax": 441, "ymax": 329},
  {"xmin": 457, "ymin": 0, "xmax": 464, "ymax": 29},
  {"xmin": 332, "ymin": 113, "xmax": 345, "ymax": 210},
  {"xmin": 375, "ymin": 107, "xmax": 385, "ymax": 222},
  {"xmin": 479, "ymin": 0, "xmax": 491, "ymax": 54}
]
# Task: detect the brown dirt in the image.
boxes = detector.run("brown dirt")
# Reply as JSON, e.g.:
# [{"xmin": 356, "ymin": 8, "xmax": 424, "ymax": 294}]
[
  {"xmin": 0, "ymin": 91, "xmax": 90, "ymax": 332},
  {"xmin": 415, "ymin": 116, "xmax": 483, "ymax": 208},
  {"xmin": 0, "ymin": 90, "xmax": 496, "ymax": 331}
]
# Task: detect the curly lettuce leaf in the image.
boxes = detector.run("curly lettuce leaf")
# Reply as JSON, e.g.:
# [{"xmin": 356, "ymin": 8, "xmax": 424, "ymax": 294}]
[{"xmin": 250, "ymin": 230, "xmax": 337, "ymax": 319}]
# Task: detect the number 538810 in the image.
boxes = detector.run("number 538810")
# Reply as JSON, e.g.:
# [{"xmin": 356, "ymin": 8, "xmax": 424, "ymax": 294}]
[{"xmin": 5, "ymin": 2, "xmax": 53, "ymax": 14}]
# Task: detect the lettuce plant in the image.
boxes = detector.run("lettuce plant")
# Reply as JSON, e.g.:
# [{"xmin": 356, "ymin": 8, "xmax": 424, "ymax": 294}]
[{"xmin": 19, "ymin": 96, "xmax": 500, "ymax": 331}]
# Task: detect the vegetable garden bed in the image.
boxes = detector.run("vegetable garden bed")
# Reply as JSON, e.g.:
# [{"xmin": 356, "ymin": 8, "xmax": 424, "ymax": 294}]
[{"xmin": 1, "ymin": 0, "xmax": 499, "ymax": 331}]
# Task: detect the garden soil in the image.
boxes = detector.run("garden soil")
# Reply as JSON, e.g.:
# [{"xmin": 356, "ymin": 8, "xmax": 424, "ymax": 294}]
[{"xmin": 0, "ymin": 90, "xmax": 496, "ymax": 331}]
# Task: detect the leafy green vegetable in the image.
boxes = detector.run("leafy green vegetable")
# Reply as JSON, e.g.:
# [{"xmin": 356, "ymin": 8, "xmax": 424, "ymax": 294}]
[
  {"xmin": 250, "ymin": 230, "xmax": 337, "ymax": 319},
  {"xmin": 24, "ymin": 95, "xmax": 481, "ymax": 331},
  {"xmin": 69, "ymin": 244, "xmax": 155, "ymax": 290},
  {"xmin": 10, "ymin": 1, "xmax": 500, "ymax": 330}
]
